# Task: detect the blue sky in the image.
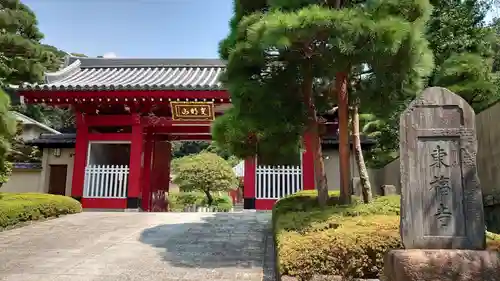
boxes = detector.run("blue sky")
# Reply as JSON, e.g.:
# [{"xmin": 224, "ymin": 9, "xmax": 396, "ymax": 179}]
[
  {"xmin": 23, "ymin": 0, "xmax": 233, "ymax": 58},
  {"xmin": 22, "ymin": 1, "xmax": 500, "ymax": 59}
]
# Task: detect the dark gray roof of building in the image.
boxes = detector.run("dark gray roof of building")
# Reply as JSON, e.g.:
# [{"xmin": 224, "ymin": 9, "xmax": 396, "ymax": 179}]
[
  {"xmin": 19, "ymin": 56, "xmax": 226, "ymax": 91},
  {"xmin": 25, "ymin": 133, "xmax": 76, "ymax": 148}
]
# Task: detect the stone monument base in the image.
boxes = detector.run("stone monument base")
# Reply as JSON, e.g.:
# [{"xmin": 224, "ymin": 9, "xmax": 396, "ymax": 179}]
[{"xmin": 383, "ymin": 249, "xmax": 500, "ymax": 281}]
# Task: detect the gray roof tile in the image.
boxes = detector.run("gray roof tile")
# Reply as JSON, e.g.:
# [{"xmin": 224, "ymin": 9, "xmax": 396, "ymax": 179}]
[{"xmin": 19, "ymin": 57, "xmax": 226, "ymax": 91}]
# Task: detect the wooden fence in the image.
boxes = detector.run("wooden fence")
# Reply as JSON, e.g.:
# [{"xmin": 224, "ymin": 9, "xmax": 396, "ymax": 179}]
[
  {"xmin": 256, "ymin": 165, "xmax": 303, "ymax": 199},
  {"xmin": 83, "ymin": 165, "xmax": 129, "ymax": 198}
]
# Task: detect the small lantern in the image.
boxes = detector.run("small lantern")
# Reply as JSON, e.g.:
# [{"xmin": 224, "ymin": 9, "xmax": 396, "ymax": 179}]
[{"xmin": 53, "ymin": 148, "xmax": 61, "ymax": 157}]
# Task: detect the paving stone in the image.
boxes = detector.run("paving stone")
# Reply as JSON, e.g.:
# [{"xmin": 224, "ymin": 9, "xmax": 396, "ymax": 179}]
[{"xmin": 0, "ymin": 212, "xmax": 275, "ymax": 281}]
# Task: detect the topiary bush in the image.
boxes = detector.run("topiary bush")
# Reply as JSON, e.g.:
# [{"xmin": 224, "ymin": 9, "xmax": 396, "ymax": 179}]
[
  {"xmin": 273, "ymin": 190, "xmax": 500, "ymax": 280},
  {"xmin": 202, "ymin": 193, "xmax": 233, "ymax": 212},
  {"xmin": 0, "ymin": 192, "xmax": 82, "ymax": 229},
  {"xmin": 173, "ymin": 152, "xmax": 238, "ymax": 206}
]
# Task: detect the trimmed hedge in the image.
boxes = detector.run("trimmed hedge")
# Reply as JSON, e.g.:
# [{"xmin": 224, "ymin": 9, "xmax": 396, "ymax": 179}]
[
  {"xmin": 0, "ymin": 192, "xmax": 82, "ymax": 229},
  {"xmin": 273, "ymin": 190, "xmax": 500, "ymax": 280},
  {"xmin": 168, "ymin": 191, "xmax": 233, "ymax": 212}
]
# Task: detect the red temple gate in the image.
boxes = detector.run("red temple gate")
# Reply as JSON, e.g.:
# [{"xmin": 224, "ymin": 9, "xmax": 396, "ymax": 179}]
[{"xmin": 18, "ymin": 57, "xmax": 316, "ymax": 211}]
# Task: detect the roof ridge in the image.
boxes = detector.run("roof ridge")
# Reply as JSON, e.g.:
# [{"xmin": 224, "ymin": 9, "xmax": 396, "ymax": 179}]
[
  {"xmin": 19, "ymin": 56, "xmax": 227, "ymax": 91},
  {"xmin": 10, "ymin": 111, "xmax": 61, "ymax": 134},
  {"xmin": 66, "ymin": 56, "xmax": 227, "ymax": 68}
]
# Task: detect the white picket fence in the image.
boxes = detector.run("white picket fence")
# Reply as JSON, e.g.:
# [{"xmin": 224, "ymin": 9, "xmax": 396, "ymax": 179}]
[
  {"xmin": 256, "ymin": 165, "xmax": 303, "ymax": 199},
  {"xmin": 83, "ymin": 165, "xmax": 129, "ymax": 198}
]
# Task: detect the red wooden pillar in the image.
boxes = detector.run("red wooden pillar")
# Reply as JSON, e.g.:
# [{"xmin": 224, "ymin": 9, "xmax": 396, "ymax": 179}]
[
  {"xmin": 72, "ymin": 112, "xmax": 88, "ymax": 200},
  {"xmin": 302, "ymin": 132, "xmax": 315, "ymax": 190},
  {"xmin": 243, "ymin": 156, "xmax": 256, "ymax": 209},
  {"xmin": 127, "ymin": 115, "xmax": 143, "ymax": 208},
  {"xmin": 141, "ymin": 132, "xmax": 153, "ymax": 211},
  {"xmin": 164, "ymin": 141, "xmax": 172, "ymax": 193},
  {"xmin": 150, "ymin": 141, "xmax": 171, "ymax": 211}
]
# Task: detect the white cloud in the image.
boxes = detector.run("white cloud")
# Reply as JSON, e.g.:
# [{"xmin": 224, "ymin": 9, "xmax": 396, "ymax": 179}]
[{"xmin": 103, "ymin": 52, "xmax": 117, "ymax": 58}]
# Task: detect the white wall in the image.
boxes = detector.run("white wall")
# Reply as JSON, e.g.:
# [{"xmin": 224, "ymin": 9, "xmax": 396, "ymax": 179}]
[
  {"xmin": 323, "ymin": 149, "xmax": 358, "ymax": 191},
  {"xmin": 39, "ymin": 148, "xmax": 75, "ymax": 196},
  {"xmin": 1, "ymin": 169, "xmax": 42, "ymax": 193}
]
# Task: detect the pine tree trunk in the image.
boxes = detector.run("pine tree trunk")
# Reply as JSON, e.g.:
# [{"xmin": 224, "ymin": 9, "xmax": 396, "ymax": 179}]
[
  {"xmin": 336, "ymin": 72, "xmax": 351, "ymax": 205},
  {"xmin": 351, "ymin": 100, "xmax": 372, "ymax": 203},
  {"xmin": 303, "ymin": 61, "xmax": 328, "ymax": 207},
  {"xmin": 314, "ymin": 123, "xmax": 329, "ymax": 206}
]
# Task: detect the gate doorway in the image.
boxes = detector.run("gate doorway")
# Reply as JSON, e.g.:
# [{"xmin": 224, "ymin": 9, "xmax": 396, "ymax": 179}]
[
  {"xmin": 84, "ymin": 142, "xmax": 130, "ymax": 199},
  {"xmin": 48, "ymin": 165, "xmax": 67, "ymax": 195}
]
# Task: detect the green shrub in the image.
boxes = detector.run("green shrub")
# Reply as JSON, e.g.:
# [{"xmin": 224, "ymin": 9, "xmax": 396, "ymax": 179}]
[
  {"xmin": 205, "ymin": 194, "xmax": 233, "ymax": 212},
  {"xmin": 273, "ymin": 191, "xmax": 498, "ymax": 280},
  {"xmin": 168, "ymin": 191, "xmax": 233, "ymax": 211},
  {"xmin": 173, "ymin": 152, "xmax": 237, "ymax": 205},
  {"xmin": 0, "ymin": 192, "xmax": 82, "ymax": 229}
]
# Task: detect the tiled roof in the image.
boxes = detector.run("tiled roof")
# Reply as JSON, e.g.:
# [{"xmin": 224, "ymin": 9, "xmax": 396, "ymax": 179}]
[
  {"xmin": 11, "ymin": 111, "xmax": 61, "ymax": 134},
  {"xmin": 25, "ymin": 133, "xmax": 76, "ymax": 148},
  {"xmin": 19, "ymin": 57, "xmax": 226, "ymax": 91}
]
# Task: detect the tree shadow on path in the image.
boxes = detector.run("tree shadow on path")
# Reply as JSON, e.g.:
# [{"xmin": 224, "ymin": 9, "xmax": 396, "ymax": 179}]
[{"xmin": 138, "ymin": 212, "xmax": 275, "ymax": 280}]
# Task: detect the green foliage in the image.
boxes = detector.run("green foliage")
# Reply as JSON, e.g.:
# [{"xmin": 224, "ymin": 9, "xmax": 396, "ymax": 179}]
[
  {"xmin": 0, "ymin": 89, "xmax": 16, "ymax": 186},
  {"xmin": 273, "ymin": 191, "xmax": 499, "ymax": 279},
  {"xmin": 358, "ymin": 113, "xmax": 399, "ymax": 168},
  {"xmin": 214, "ymin": 0, "xmax": 434, "ymax": 165},
  {"xmin": 434, "ymin": 53, "xmax": 498, "ymax": 112},
  {"xmin": 208, "ymin": 194, "xmax": 233, "ymax": 212},
  {"xmin": 0, "ymin": 162, "xmax": 12, "ymax": 187},
  {"xmin": 168, "ymin": 191, "xmax": 206, "ymax": 210},
  {"xmin": 7, "ymin": 122, "xmax": 41, "ymax": 163},
  {"xmin": 173, "ymin": 152, "xmax": 237, "ymax": 205},
  {"xmin": 0, "ymin": 0, "xmax": 61, "ymax": 86},
  {"xmin": 171, "ymin": 141, "xmax": 210, "ymax": 159},
  {"xmin": 0, "ymin": 0, "xmax": 77, "ymax": 132},
  {"xmin": 11, "ymin": 103, "xmax": 75, "ymax": 131},
  {"xmin": 427, "ymin": 0, "xmax": 498, "ymax": 113},
  {"xmin": 0, "ymin": 192, "xmax": 82, "ymax": 228},
  {"xmin": 171, "ymin": 141, "xmax": 240, "ymax": 166},
  {"xmin": 426, "ymin": 0, "xmax": 491, "ymax": 68},
  {"xmin": 167, "ymin": 191, "xmax": 233, "ymax": 212}
]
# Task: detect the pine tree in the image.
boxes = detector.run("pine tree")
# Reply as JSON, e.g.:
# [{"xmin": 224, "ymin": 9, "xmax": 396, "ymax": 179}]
[
  {"xmin": 427, "ymin": 0, "xmax": 499, "ymax": 112},
  {"xmin": 8, "ymin": 122, "xmax": 41, "ymax": 163},
  {"xmin": 0, "ymin": 89, "xmax": 17, "ymax": 186},
  {"xmin": 214, "ymin": 0, "xmax": 435, "ymax": 205},
  {"xmin": 360, "ymin": 0, "xmax": 498, "ymax": 171},
  {"xmin": 0, "ymin": 0, "xmax": 59, "ymax": 86}
]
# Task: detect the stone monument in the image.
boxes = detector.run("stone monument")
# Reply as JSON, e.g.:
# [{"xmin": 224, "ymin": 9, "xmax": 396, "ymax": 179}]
[{"xmin": 383, "ymin": 87, "xmax": 500, "ymax": 281}]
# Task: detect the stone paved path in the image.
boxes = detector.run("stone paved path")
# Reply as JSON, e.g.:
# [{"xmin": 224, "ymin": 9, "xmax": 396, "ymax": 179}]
[{"xmin": 0, "ymin": 211, "xmax": 275, "ymax": 281}]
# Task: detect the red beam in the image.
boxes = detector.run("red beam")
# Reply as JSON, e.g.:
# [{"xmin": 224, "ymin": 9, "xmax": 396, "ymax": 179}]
[
  {"xmin": 86, "ymin": 115, "xmax": 135, "ymax": 127},
  {"xmin": 88, "ymin": 133, "xmax": 131, "ymax": 141},
  {"xmin": 83, "ymin": 115, "xmax": 212, "ymax": 128},
  {"xmin": 141, "ymin": 116, "xmax": 211, "ymax": 127},
  {"xmin": 153, "ymin": 126, "xmax": 211, "ymax": 134},
  {"xmin": 20, "ymin": 90, "xmax": 229, "ymax": 105},
  {"xmin": 169, "ymin": 134, "xmax": 212, "ymax": 141}
]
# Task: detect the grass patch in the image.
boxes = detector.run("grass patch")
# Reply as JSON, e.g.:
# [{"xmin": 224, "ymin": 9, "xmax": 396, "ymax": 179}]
[
  {"xmin": 0, "ymin": 192, "xmax": 82, "ymax": 229},
  {"xmin": 273, "ymin": 190, "xmax": 499, "ymax": 280}
]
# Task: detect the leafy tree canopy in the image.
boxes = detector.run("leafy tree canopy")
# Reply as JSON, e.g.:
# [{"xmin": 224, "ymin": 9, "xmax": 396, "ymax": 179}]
[
  {"xmin": 213, "ymin": 0, "xmax": 434, "ymax": 165},
  {"xmin": 173, "ymin": 152, "xmax": 238, "ymax": 205},
  {"xmin": 0, "ymin": 89, "xmax": 18, "ymax": 185},
  {"xmin": 0, "ymin": 0, "xmax": 60, "ymax": 86}
]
